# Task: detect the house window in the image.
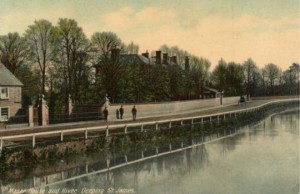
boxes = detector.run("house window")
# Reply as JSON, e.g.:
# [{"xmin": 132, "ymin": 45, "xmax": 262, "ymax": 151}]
[
  {"xmin": 0, "ymin": 107, "xmax": 9, "ymax": 122},
  {"xmin": 0, "ymin": 87, "xmax": 9, "ymax": 99}
]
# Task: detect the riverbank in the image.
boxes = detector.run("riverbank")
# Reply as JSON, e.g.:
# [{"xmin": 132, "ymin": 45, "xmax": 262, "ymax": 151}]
[{"xmin": 0, "ymin": 99, "xmax": 298, "ymax": 183}]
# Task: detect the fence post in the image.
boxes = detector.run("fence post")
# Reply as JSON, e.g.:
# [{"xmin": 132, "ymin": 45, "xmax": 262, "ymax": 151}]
[
  {"xmin": 106, "ymin": 159, "xmax": 110, "ymax": 169},
  {"xmin": 201, "ymin": 117, "xmax": 203, "ymax": 124},
  {"xmin": 156, "ymin": 122, "xmax": 159, "ymax": 130},
  {"xmin": 224, "ymin": 114, "xmax": 226, "ymax": 120},
  {"xmin": 85, "ymin": 129, "xmax": 88, "ymax": 139},
  {"xmin": 141, "ymin": 151, "xmax": 144, "ymax": 158},
  {"xmin": 124, "ymin": 124, "xmax": 127, "ymax": 134},
  {"xmin": 0, "ymin": 138, "xmax": 2, "ymax": 153},
  {"xmin": 106, "ymin": 126, "xmax": 109, "ymax": 137},
  {"xmin": 191, "ymin": 119, "xmax": 194, "ymax": 125},
  {"xmin": 169, "ymin": 120, "xmax": 172, "ymax": 128},
  {"xmin": 156, "ymin": 147, "xmax": 159, "ymax": 155},
  {"xmin": 180, "ymin": 120, "xmax": 183, "ymax": 126},
  {"xmin": 210, "ymin": 116, "xmax": 212, "ymax": 122},
  {"xmin": 32, "ymin": 135, "xmax": 35, "ymax": 148},
  {"xmin": 125, "ymin": 155, "xmax": 128, "ymax": 164},
  {"xmin": 60, "ymin": 131, "xmax": 64, "ymax": 141},
  {"xmin": 169, "ymin": 144, "xmax": 172, "ymax": 151},
  {"xmin": 141, "ymin": 124, "xmax": 144, "ymax": 132}
]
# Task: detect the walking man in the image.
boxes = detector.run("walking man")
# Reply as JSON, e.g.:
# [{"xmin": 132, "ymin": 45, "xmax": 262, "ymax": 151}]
[
  {"xmin": 103, "ymin": 107, "xmax": 109, "ymax": 122},
  {"xmin": 131, "ymin": 105, "xmax": 137, "ymax": 121},
  {"xmin": 119, "ymin": 105, "xmax": 124, "ymax": 119}
]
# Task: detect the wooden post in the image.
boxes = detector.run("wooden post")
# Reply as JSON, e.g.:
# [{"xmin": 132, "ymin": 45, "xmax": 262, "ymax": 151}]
[
  {"xmin": 106, "ymin": 126, "xmax": 109, "ymax": 137},
  {"xmin": 156, "ymin": 147, "xmax": 159, "ymax": 155},
  {"xmin": 169, "ymin": 144, "xmax": 172, "ymax": 151},
  {"xmin": 125, "ymin": 155, "xmax": 128, "ymax": 164},
  {"xmin": 32, "ymin": 135, "xmax": 35, "ymax": 148},
  {"xmin": 106, "ymin": 159, "xmax": 110, "ymax": 168},
  {"xmin": 141, "ymin": 151, "xmax": 144, "ymax": 158},
  {"xmin": 60, "ymin": 131, "xmax": 64, "ymax": 141},
  {"xmin": 180, "ymin": 120, "xmax": 183, "ymax": 126},
  {"xmin": 124, "ymin": 124, "xmax": 127, "ymax": 134},
  {"xmin": 0, "ymin": 138, "xmax": 2, "ymax": 152},
  {"xmin": 156, "ymin": 122, "xmax": 159, "ymax": 130},
  {"xmin": 141, "ymin": 124, "xmax": 144, "ymax": 132},
  {"xmin": 85, "ymin": 130, "xmax": 88, "ymax": 139},
  {"xmin": 224, "ymin": 114, "xmax": 226, "ymax": 120},
  {"xmin": 85, "ymin": 163, "xmax": 89, "ymax": 173},
  {"xmin": 181, "ymin": 142, "xmax": 183, "ymax": 148},
  {"xmin": 191, "ymin": 119, "xmax": 194, "ymax": 125},
  {"xmin": 169, "ymin": 121, "xmax": 172, "ymax": 128},
  {"xmin": 210, "ymin": 116, "xmax": 212, "ymax": 122}
]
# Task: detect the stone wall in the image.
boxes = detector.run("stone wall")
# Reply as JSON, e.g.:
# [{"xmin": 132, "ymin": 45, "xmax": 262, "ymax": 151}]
[
  {"xmin": 108, "ymin": 96, "xmax": 240, "ymax": 120},
  {"xmin": 0, "ymin": 87, "xmax": 22, "ymax": 120}
]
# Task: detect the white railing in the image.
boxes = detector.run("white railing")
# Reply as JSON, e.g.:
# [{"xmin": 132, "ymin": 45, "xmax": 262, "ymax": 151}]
[{"xmin": 0, "ymin": 98, "xmax": 298, "ymax": 151}]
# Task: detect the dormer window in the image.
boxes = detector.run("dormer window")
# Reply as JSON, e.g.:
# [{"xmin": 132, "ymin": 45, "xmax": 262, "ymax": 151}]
[{"xmin": 0, "ymin": 87, "xmax": 9, "ymax": 99}]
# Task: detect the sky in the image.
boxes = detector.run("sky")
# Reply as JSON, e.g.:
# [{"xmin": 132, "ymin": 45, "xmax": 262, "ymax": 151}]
[{"xmin": 0, "ymin": 0, "xmax": 299, "ymax": 70}]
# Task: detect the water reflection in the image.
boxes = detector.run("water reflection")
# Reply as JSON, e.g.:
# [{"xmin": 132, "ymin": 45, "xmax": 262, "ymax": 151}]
[{"xmin": 1, "ymin": 109, "xmax": 299, "ymax": 194}]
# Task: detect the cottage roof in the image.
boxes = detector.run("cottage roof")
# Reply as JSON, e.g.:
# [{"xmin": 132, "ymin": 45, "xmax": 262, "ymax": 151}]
[
  {"xmin": 0, "ymin": 63, "xmax": 23, "ymax": 86},
  {"xmin": 204, "ymin": 86, "xmax": 220, "ymax": 93}
]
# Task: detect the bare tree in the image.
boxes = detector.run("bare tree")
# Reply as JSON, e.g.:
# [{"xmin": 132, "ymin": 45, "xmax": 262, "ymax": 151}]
[
  {"xmin": 25, "ymin": 19, "xmax": 53, "ymax": 94},
  {"xmin": 263, "ymin": 63, "xmax": 280, "ymax": 95},
  {"xmin": 91, "ymin": 32, "xmax": 123, "ymax": 61},
  {"xmin": 243, "ymin": 58, "xmax": 259, "ymax": 100},
  {"xmin": 0, "ymin": 32, "xmax": 28, "ymax": 74}
]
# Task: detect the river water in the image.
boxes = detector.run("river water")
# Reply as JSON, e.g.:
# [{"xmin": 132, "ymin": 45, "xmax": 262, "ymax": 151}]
[{"xmin": 2, "ymin": 109, "xmax": 299, "ymax": 194}]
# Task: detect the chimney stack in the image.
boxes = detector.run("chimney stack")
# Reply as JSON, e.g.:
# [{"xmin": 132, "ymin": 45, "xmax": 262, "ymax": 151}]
[
  {"xmin": 142, "ymin": 50, "xmax": 149, "ymax": 58},
  {"xmin": 162, "ymin": 53, "xmax": 168, "ymax": 64},
  {"xmin": 171, "ymin": 56, "xmax": 177, "ymax": 64},
  {"xmin": 185, "ymin": 56, "xmax": 190, "ymax": 71},
  {"xmin": 156, "ymin": 50, "xmax": 162, "ymax": 65},
  {"xmin": 111, "ymin": 48, "xmax": 120, "ymax": 62}
]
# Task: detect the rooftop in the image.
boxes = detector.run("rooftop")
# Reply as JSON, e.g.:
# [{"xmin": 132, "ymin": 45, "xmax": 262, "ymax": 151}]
[{"xmin": 0, "ymin": 62, "xmax": 23, "ymax": 86}]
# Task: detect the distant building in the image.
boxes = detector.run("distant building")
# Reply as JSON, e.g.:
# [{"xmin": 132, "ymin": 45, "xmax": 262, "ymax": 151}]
[
  {"xmin": 199, "ymin": 86, "xmax": 221, "ymax": 99},
  {"xmin": 0, "ymin": 62, "xmax": 23, "ymax": 122}
]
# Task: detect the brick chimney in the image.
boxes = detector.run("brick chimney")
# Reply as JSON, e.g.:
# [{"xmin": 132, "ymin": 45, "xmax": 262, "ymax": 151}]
[
  {"xmin": 185, "ymin": 56, "xmax": 190, "ymax": 70},
  {"xmin": 171, "ymin": 56, "xmax": 177, "ymax": 64},
  {"xmin": 142, "ymin": 50, "xmax": 149, "ymax": 58},
  {"xmin": 163, "ymin": 53, "xmax": 168, "ymax": 64},
  {"xmin": 156, "ymin": 50, "xmax": 162, "ymax": 65},
  {"xmin": 111, "ymin": 48, "xmax": 120, "ymax": 62}
]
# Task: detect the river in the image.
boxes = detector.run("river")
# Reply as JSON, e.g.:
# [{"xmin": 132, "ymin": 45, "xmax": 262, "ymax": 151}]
[{"xmin": 1, "ymin": 109, "xmax": 299, "ymax": 194}]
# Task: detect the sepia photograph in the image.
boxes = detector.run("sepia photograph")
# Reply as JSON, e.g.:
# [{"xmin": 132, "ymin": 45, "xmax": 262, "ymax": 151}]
[{"xmin": 0, "ymin": 0, "xmax": 299, "ymax": 193}]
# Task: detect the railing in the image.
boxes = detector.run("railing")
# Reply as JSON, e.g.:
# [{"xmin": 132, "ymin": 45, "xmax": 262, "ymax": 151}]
[{"xmin": 0, "ymin": 98, "xmax": 298, "ymax": 151}]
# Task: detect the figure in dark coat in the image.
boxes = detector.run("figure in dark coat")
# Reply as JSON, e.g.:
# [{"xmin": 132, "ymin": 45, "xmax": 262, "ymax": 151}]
[
  {"xmin": 103, "ymin": 107, "xmax": 109, "ymax": 122},
  {"xmin": 131, "ymin": 105, "xmax": 137, "ymax": 121},
  {"xmin": 119, "ymin": 105, "xmax": 124, "ymax": 119},
  {"xmin": 116, "ymin": 109, "xmax": 120, "ymax": 119}
]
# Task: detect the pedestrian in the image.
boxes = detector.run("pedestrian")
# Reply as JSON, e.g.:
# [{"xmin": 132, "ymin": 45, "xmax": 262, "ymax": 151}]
[
  {"xmin": 119, "ymin": 105, "xmax": 124, "ymax": 119},
  {"xmin": 116, "ymin": 109, "xmax": 120, "ymax": 119},
  {"xmin": 103, "ymin": 107, "xmax": 109, "ymax": 122},
  {"xmin": 131, "ymin": 105, "xmax": 137, "ymax": 121}
]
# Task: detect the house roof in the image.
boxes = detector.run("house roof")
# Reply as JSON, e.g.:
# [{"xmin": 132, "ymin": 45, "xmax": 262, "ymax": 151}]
[
  {"xmin": 119, "ymin": 54, "xmax": 155, "ymax": 66},
  {"xmin": 0, "ymin": 62, "xmax": 23, "ymax": 86}
]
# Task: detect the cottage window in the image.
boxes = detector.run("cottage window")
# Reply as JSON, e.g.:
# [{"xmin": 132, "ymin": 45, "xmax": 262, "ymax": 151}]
[
  {"xmin": 0, "ymin": 87, "xmax": 9, "ymax": 99},
  {"xmin": 0, "ymin": 107, "xmax": 9, "ymax": 122}
]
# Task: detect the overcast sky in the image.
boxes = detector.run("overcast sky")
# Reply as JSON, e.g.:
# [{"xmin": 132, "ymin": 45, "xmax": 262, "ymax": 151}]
[{"xmin": 0, "ymin": 0, "xmax": 299, "ymax": 70}]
